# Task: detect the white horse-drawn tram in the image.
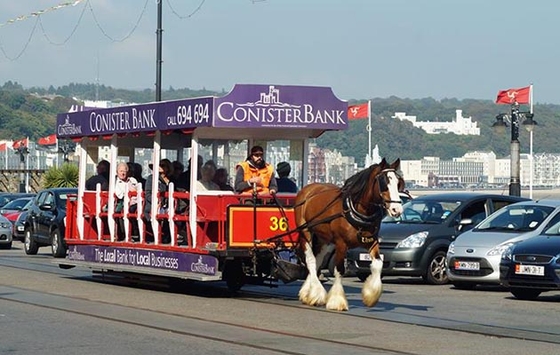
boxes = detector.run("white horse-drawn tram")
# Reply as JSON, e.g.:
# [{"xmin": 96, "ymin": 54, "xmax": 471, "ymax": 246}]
[{"xmin": 58, "ymin": 84, "xmax": 404, "ymax": 311}]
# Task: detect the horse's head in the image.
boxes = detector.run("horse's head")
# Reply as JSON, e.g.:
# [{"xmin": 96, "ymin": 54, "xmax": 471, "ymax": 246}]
[{"xmin": 376, "ymin": 158, "xmax": 404, "ymax": 218}]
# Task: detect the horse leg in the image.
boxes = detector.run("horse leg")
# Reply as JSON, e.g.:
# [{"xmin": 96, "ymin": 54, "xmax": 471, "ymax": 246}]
[
  {"xmin": 298, "ymin": 240, "xmax": 327, "ymax": 306},
  {"xmin": 325, "ymin": 247, "xmax": 348, "ymax": 311},
  {"xmin": 362, "ymin": 244, "xmax": 383, "ymax": 307}
]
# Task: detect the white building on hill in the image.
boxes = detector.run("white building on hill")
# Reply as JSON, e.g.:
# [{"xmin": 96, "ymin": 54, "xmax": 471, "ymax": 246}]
[{"xmin": 393, "ymin": 109, "xmax": 480, "ymax": 135}]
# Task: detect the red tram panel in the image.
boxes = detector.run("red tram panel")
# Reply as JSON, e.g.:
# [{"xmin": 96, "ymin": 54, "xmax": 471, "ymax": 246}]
[{"xmin": 228, "ymin": 206, "xmax": 298, "ymax": 247}]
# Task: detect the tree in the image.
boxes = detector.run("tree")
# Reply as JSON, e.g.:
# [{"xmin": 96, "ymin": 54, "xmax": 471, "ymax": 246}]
[{"xmin": 42, "ymin": 163, "xmax": 79, "ymax": 188}]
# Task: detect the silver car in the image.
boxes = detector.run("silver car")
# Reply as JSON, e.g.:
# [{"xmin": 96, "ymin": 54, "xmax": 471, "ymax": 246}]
[
  {"xmin": 0, "ymin": 214, "xmax": 13, "ymax": 249},
  {"xmin": 446, "ymin": 199, "xmax": 560, "ymax": 289}
]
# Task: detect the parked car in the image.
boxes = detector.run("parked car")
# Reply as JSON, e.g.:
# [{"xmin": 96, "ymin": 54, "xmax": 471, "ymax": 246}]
[
  {"xmin": 346, "ymin": 192, "xmax": 529, "ymax": 284},
  {"xmin": 0, "ymin": 192, "xmax": 35, "ymax": 209},
  {"xmin": 23, "ymin": 187, "xmax": 77, "ymax": 258},
  {"xmin": 1, "ymin": 197, "xmax": 34, "ymax": 235},
  {"xmin": 13, "ymin": 206, "xmax": 29, "ymax": 242},
  {"xmin": 0, "ymin": 214, "xmax": 14, "ymax": 249},
  {"xmin": 500, "ymin": 212, "xmax": 560, "ymax": 300},
  {"xmin": 11, "ymin": 199, "xmax": 33, "ymax": 241},
  {"xmin": 447, "ymin": 200, "xmax": 560, "ymax": 289},
  {"xmin": 0, "ymin": 196, "xmax": 34, "ymax": 216}
]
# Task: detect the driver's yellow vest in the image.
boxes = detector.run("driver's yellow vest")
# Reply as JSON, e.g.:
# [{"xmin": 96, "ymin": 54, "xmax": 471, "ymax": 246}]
[{"xmin": 237, "ymin": 161, "xmax": 274, "ymax": 194}]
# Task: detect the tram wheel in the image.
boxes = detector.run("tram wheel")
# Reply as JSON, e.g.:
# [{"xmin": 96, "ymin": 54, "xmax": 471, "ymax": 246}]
[{"xmin": 223, "ymin": 260, "xmax": 245, "ymax": 292}]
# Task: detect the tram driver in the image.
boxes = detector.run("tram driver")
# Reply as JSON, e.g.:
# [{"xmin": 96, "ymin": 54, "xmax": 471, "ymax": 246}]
[{"xmin": 234, "ymin": 145, "xmax": 277, "ymax": 195}]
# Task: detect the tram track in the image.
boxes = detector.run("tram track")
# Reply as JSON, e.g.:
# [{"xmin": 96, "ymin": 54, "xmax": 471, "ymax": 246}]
[{"xmin": 1, "ymin": 252, "xmax": 560, "ymax": 354}]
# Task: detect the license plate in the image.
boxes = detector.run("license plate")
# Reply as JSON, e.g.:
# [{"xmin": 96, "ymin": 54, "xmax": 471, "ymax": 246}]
[
  {"xmin": 359, "ymin": 253, "xmax": 372, "ymax": 261},
  {"xmin": 358, "ymin": 253, "xmax": 384, "ymax": 261},
  {"xmin": 454, "ymin": 261, "xmax": 480, "ymax": 270},
  {"xmin": 515, "ymin": 264, "xmax": 544, "ymax": 276}
]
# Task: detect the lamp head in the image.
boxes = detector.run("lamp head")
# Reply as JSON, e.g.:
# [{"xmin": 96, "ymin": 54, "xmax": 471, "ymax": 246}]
[
  {"xmin": 522, "ymin": 117, "xmax": 538, "ymax": 132},
  {"xmin": 492, "ymin": 114, "xmax": 508, "ymax": 134}
]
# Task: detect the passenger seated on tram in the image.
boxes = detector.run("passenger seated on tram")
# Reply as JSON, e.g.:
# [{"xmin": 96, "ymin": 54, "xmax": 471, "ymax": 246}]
[
  {"xmin": 171, "ymin": 160, "xmax": 184, "ymax": 185},
  {"xmin": 132, "ymin": 162, "xmax": 147, "ymax": 191},
  {"xmin": 196, "ymin": 162, "xmax": 220, "ymax": 191},
  {"xmin": 144, "ymin": 159, "xmax": 173, "ymax": 243},
  {"xmin": 213, "ymin": 168, "xmax": 234, "ymax": 192},
  {"xmin": 85, "ymin": 160, "xmax": 110, "ymax": 191},
  {"xmin": 234, "ymin": 145, "xmax": 277, "ymax": 195},
  {"xmin": 275, "ymin": 161, "xmax": 298, "ymax": 193},
  {"xmin": 176, "ymin": 154, "xmax": 203, "ymax": 191},
  {"xmin": 114, "ymin": 162, "xmax": 139, "ymax": 241}
]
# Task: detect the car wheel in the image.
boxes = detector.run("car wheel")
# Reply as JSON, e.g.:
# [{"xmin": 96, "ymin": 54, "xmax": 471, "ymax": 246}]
[
  {"xmin": 423, "ymin": 250, "xmax": 448, "ymax": 285},
  {"xmin": 452, "ymin": 282, "xmax": 476, "ymax": 290},
  {"xmin": 51, "ymin": 228, "xmax": 66, "ymax": 258},
  {"xmin": 24, "ymin": 227, "xmax": 39, "ymax": 255},
  {"xmin": 510, "ymin": 288, "xmax": 542, "ymax": 300},
  {"xmin": 0, "ymin": 242, "xmax": 11, "ymax": 249},
  {"xmin": 356, "ymin": 272, "xmax": 369, "ymax": 282}
]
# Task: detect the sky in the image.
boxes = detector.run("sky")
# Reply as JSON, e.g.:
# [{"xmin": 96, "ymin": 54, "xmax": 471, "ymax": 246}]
[{"xmin": 0, "ymin": 0, "xmax": 558, "ymax": 104}]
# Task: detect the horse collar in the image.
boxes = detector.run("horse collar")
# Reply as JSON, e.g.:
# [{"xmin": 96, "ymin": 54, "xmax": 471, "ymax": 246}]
[{"xmin": 342, "ymin": 196, "xmax": 384, "ymax": 230}]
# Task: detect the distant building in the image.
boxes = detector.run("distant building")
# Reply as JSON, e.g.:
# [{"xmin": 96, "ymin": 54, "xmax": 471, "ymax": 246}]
[{"xmin": 392, "ymin": 109, "xmax": 480, "ymax": 135}]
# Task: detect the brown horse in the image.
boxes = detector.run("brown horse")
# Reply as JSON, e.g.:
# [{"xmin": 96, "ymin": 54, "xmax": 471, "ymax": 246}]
[{"xmin": 294, "ymin": 158, "xmax": 404, "ymax": 311}]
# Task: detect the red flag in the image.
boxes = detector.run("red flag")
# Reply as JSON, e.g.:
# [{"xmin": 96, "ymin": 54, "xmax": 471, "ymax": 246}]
[
  {"xmin": 12, "ymin": 138, "xmax": 28, "ymax": 149},
  {"xmin": 0, "ymin": 143, "xmax": 6, "ymax": 152},
  {"xmin": 496, "ymin": 86, "xmax": 531, "ymax": 105},
  {"xmin": 347, "ymin": 103, "xmax": 369, "ymax": 120},
  {"xmin": 38, "ymin": 134, "xmax": 57, "ymax": 146}
]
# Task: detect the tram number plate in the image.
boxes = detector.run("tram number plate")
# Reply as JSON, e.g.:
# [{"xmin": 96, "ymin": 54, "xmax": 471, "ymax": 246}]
[
  {"xmin": 359, "ymin": 253, "xmax": 384, "ymax": 261},
  {"xmin": 515, "ymin": 264, "xmax": 544, "ymax": 276},
  {"xmin": 454, "ymin": 261, "xmax": 480, "ymax": 270}
]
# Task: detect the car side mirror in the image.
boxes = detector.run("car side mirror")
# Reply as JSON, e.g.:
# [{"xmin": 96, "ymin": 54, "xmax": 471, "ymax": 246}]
[
  {"xmin": 456, "ymin": 218, "xmax": 473, "ymax": 233},
  {"xmin": 39, "ymin": 203, "xmax": 54, "ymax": 211}
]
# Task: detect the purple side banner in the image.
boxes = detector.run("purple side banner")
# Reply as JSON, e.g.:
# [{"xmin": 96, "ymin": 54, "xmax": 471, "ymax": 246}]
[
  {"xmin": 57, "ymin": 97, "xmax": 214, "ymax": 138},
  {"xmin": 67, "ymin": 245, "xmax": 218, "ymax": 276},
  {"xmin": 214, "ymin": 84, "xmax": 348, "ymax": 130}
]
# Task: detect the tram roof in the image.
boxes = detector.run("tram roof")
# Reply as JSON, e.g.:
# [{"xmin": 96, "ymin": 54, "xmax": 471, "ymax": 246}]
[{"xmin": 56, "ymin": 84, "xmax": 349, "ymax": 141}]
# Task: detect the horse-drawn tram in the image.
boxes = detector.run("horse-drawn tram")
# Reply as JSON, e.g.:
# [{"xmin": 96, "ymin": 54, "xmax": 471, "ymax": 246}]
[{"xmin": 58, "ymin": 84, "xmax": 404, "ymax": 311}]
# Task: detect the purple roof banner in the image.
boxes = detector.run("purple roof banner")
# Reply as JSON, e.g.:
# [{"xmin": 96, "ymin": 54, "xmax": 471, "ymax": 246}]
[
  {"xmin": 57, "ymin": 97, "xmax": 214, "ymax": 138},
  {"xmin": 214, "ymin": 84, "xmax": 348, "ymax": 130}
]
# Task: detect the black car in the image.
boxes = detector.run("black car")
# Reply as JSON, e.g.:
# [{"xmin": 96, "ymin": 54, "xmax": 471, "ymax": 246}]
[
  {"xmin": 23, "ymin": 188, "xmax": 78, "ymax": 258},
  {"xmin": 500, "ymin": 212, "xmax": 560, "ymax": 300},
  {"xmin": 346, "ymin": 192, "xmax": 528, "ymax": 284}
]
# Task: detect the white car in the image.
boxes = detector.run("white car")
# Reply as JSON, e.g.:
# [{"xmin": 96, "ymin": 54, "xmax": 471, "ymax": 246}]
[
  {"xmin": 0, "ymin": 214, "xmax": 13, "ymax": 249},
  {"xmin": 446, "ymin": 199, "xmax": 560, "ymax": 289}
]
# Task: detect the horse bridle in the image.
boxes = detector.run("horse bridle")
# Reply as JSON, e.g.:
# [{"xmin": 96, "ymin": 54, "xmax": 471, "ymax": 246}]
[{"xmin": 376, "ymin": 168, "xmax": 403, "ymax": 207}]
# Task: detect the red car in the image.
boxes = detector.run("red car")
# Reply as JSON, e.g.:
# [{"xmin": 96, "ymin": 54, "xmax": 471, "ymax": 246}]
[{"xmin": 1, "ymin": 197, "xmax": 34, "ymax": 239}]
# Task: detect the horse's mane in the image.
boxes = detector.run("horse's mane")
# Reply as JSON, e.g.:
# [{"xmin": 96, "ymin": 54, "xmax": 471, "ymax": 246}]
[{"xmin": 341, "ymin": 163, "xmax": 382, "ymax": 200}]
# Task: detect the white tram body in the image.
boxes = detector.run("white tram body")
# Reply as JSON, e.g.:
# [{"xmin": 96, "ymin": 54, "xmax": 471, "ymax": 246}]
[{"xmin": 58, "ymin": 84, "xmax": 348, "ymax": 288}]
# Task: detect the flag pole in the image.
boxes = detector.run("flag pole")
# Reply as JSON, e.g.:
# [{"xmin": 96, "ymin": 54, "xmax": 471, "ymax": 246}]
[
  {"xmin": 530, "ymin": 83, "xmax": 533, "ymax": 114},
  {"xmin": 366, "ymin": 100, "xmax": 372, "ymax": 167}
]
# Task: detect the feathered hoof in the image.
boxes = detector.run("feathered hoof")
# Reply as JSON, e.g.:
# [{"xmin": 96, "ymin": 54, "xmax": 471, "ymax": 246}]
[
  {"xmin": 361, "ymin": 276, "xmax": 383, "ymax": 307},
  {"xmin": 326, "ymin": 295, "xmax": 348, "ymax": 311},
  {"xmin": 299, "ymin": 278, "xmax": 327, "ymax": 306}
]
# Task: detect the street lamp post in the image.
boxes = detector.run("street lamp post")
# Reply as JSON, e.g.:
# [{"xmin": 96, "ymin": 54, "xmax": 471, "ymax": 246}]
[
  {"xmin": 15, "ymin": 145, "xmax": 29, "ymax": 193},
  {"xmin": 493, "ymin": 103, "xmax": 536, "ymax": 197}
]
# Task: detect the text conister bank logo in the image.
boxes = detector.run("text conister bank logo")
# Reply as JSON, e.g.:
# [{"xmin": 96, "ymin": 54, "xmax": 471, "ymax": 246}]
[
  {"xmin": 215, "ymin": 85, "xmax": 345, "ymax": 126},
  {"xmin": 58, "ymin": 115, "xmax": 83, "ymax": 135}
]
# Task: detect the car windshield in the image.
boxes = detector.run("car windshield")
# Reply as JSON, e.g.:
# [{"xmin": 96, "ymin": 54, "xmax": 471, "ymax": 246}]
[
  {"xmin": 476, "ymin": 205, "xmax": 553, "ymax": 232},
  {"xmin": 542, "ymin": 212, "xmax": 560, "ymax": 236},
  {"xmin": 383, "ymin": 199, "xmax": 461, "ymax": 224},
  {"xmin": 1, "ymin": 198, "xmax": 31, "ymax": 210}
]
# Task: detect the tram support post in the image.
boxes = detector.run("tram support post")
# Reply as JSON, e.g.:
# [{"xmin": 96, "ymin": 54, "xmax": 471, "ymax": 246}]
[{"xmin": 252, "ymin": 182, "xmax": 258, "ymax": 274}]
